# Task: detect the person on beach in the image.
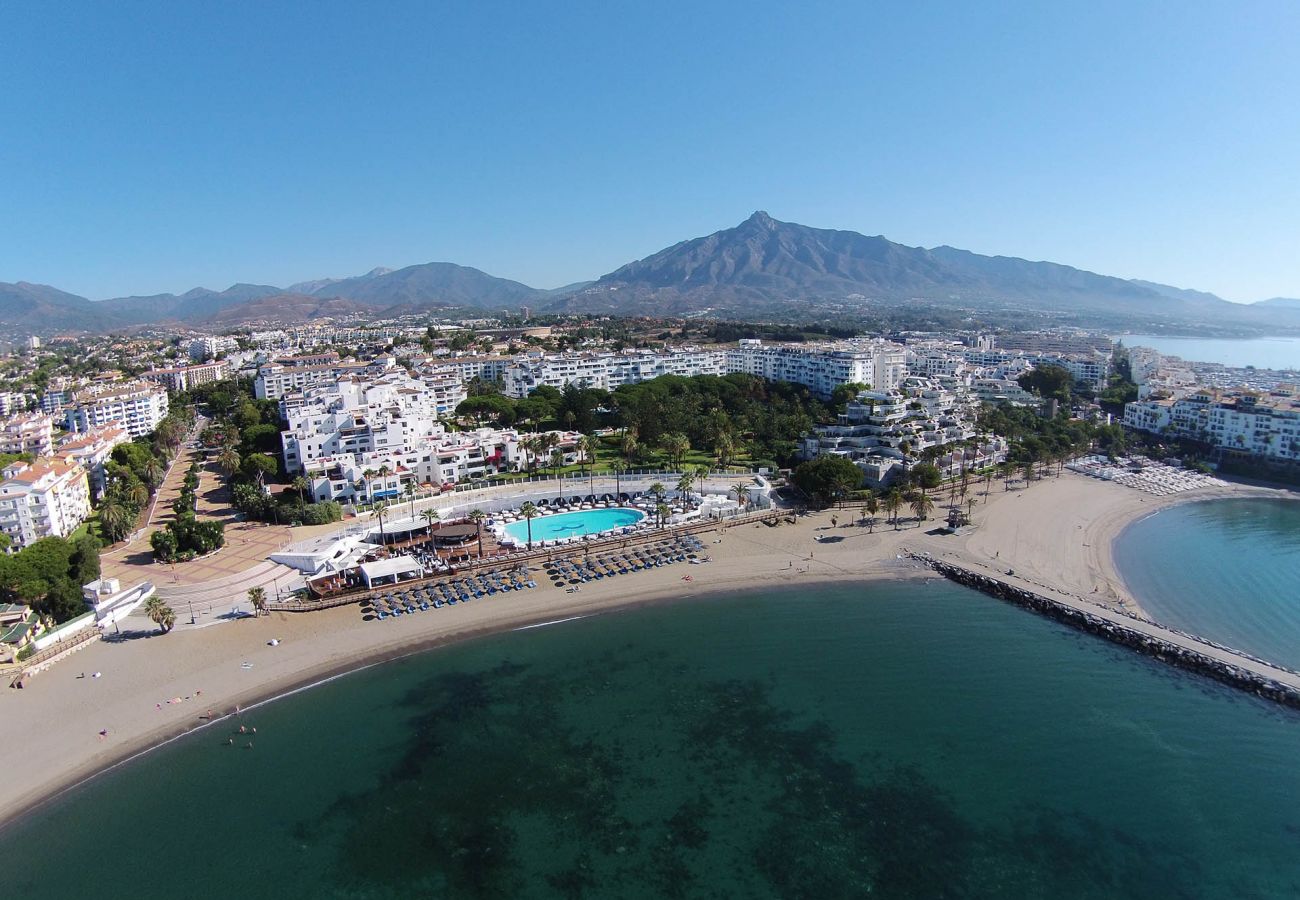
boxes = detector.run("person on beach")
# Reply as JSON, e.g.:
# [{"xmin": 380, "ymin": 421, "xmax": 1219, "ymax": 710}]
[{"xmin": 98, "ymin": 729, "xmax": 108, "ymax": 740}]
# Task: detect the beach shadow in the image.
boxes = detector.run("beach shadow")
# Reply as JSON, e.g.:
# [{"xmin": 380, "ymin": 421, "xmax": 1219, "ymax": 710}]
[{"xmin": 104, "ymin": 629, "xmax": 162, "ymax": 642}]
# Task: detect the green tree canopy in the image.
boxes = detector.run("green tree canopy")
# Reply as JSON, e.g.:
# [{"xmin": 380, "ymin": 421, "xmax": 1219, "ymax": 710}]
[{"xmin": 793, "ymin": 455, "xmax": 863, "ymax": 503}]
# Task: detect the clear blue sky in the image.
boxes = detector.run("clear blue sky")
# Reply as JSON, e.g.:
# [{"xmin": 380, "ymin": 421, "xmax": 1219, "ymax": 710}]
[{"xmin": 1, "ymin": 1, "xmax": 1296, "ymax": 302}]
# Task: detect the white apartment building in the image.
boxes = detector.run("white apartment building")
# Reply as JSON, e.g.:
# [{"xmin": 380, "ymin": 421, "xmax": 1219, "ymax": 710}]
[
  {"xmin": 0, "ymin": 413, "xmax": 55, "ymax": 457},
  {"xmin": 0, "ymin": 458, "xmax": 91, "ymax": 549},
  {"xmin": 189, "ymin": 335, "xmax": 240, "ymax": 360},
  {"xmin": 254, "ymin": 353, "xmax": 382, "ymax": 400},
  {"xmin": 56, "ymin": 424, "xmax": 130, "ymax": 499},
  {"xmin": 65, "ymin": 381, "xmax": 170, "ymax": 438},
  {"xmin": 426, "ymin": 355, "xmax": 512, "ymax": 385},
  {"xmin": 141, "ymin": 360, "xmax": 231, "ymax": 393},
  {"xmin": 961, "ymin": 347, "xmax": 1108, "ymax": 389},
  {"xmin": 971, "ymin": 378, "xmax": 1038, "ymax": 407},
  {"xmin": 280, "ymin": 370, "xmax": 468, "ymax": 475},
  {"xmin": 303, "ymin": 427, "xmax": 548, "ymax": 502},
  {"xmin": 302, "ymin": 427, "xmax": 588, "ymax": 503},
  {"xmin": 500, "ymin": 341, "xmax": 907, "ymax": 400},
  {"xmin": 0, "ymin": 392, "xmax": 28, "ymax": 418},
  {"xmin": 1124, "ymin": 388, "xmax": 1300, "ymax": 460},
  {"xmin": 725, "ymin": 340, "xmax": 907, "ymax": 397},
  {"xmin": 907, "ymin": 347, "xmax": 969, "ymax": 379},
  {"xmin": 40, "ymin": 378, "xmax": 81, "ymax": 415}
]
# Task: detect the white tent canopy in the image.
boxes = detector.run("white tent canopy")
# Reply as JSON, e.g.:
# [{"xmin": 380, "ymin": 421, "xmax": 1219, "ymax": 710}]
[{"xmin": 359, "ymin": 556, "xmax": 424, "ymax": 589}]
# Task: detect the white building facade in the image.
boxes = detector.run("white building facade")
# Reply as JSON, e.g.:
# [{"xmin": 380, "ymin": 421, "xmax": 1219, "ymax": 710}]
[
  {"xmin": 0, "ymin": 458, "xmax": 92, "ymax": 549},
  {"xmin": 65, "ymin": 381, "xmax": 170, "ymax": 438}
]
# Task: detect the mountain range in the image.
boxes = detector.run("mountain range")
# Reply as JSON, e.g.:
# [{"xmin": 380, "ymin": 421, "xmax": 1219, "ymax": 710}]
[{"xmin": 3, "ymin": 212, "xmax": 1297, "ymax": 335}]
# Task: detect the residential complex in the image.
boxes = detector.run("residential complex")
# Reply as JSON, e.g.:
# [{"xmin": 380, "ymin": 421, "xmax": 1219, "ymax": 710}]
[
  {"xmin": 1123, "ymin": 387, "xmax": 1300, "ymax": 461},
  {"xmin": 189, "ymin": 335, "xmax": 240, "ymax": 360},
  {"xmin": 55, "ymin": 425, "xmax": 130, "ymax": 499},
  {"xmin": 0, "ymin": 457, "xmax": 91, "ymax": 549},
  {"xmin": 64, "ymin": 381, "xmax": 170, "ymax": 438},
  {"xmin": 141, "ymin": 360, "xmax": 231, "ymax": 393},
  {"xmin": 0, "ymin": 412, "xmax": 55, "ymax": 458},
  {"xmin": 279, "ymin": 363, "xmax": 467, "ymax": 475},
  {"xmin": 800, "ymin": 377, "xmax": 1008, "ymax": 487},
  {"xmin": 499, "ymin": 340, "xmax": 910, "ymax": 399}
]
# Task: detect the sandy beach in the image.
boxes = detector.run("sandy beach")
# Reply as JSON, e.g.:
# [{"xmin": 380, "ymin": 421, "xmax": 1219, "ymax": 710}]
[{"xmin": 0, "ymin": 471, "xmax": 1286, "ymax": 828}]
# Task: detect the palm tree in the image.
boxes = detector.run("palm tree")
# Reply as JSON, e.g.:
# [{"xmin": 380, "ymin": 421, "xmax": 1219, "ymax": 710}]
[
  {"xmin": 247, "ymin": 586, "xmax": 267, "ymax": 616},
  {"xmin": 421, "ymin": 507, "xmax": 440, "ymax": 537},
  {"xmin": 655, "ymin": 502, "xmax": 671, "ymax": 529},
  {"xmin": 97, "ymin": 493, "xmax": 132, "ymax": 543},
  {"xmin": 1021, "ymin": 461, "xmax": 1036, "ymax": 485},
  {"xmin": 662, "ymin": 432, "xmax": 690, "ymax": 471},
  {"xmin": 292, "ymin": 476, "xmax": 310, "ymax": 505},
  {"xmin": 863, "ymin": 494, "xmax": 879, "ymax": 532},
  {"xmin": 910, "ymin": 492, "xmax": 935, "ymax": 524},
  {"xmin": 144, "ymin": 595, "xmax": 176, "ymax": 634},
  {"xmin": 361, "ymin": 468, "xmax": 376, "ymax": 503},
  {"xmin": 142, "ymin": 457, "xmax": 164, "ymax": 492},
  {"xmin": 521, "ymin": 436, "xmax": 540, "ymax": 474},
  {"xmin": 731, "ymin": 481, "xmax": 750, "ymax": 509},
  {"xmin": 884, "ymin": 488, "xmax": 904, "ymax": 530},
  {"xmin": 966, "ymin": 496, "xmax": 976, "ymax": 524},
  {"xmin": 716, "ymin": 433, "xmax": 736, "ymax": 469},
  {"xmin": 648, "ymin": 482, "xmax": 666, "ymax": 505},
  {"xmin": 374, "ymin": 501, "xmax": 390, "ymax": 546},
  {"xmin": 468, "ymin": 509, "xmax": 486, "ymax": 560},
  {"xmin": 217, "ymin": 447, "xmax": 241, "ymax": 482},
  {"xmin": 676, "ymin": 472, "xmax": 695, "ymax": 504},
  {"xmin": 519, "ymin": 501, "xmax": 539, "ymax": 550},
  {"xmin": 612, "ymin": 461, "xmax": 626, "ymax": 505},
  {"xmin": 128, "ymin": 480, "xmax": 149, "ymax": 512},
  {"xmin": 620, "ymin": 429, "xmax": 639, "ymax": 463},
  {"xmin": 576, "ymin": 434, "xmax": 593, "ymax": 478}
]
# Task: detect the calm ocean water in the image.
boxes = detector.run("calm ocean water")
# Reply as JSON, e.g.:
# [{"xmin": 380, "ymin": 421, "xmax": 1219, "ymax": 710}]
[
  {"xmin": 1115, "ymin": 498, "xmax": 1300, "ymax": 670},
  {"xmin": 1117, "ymin": 334, "xmax": 1300, "ymax": 370},
  {"xmin": 3, "ymin": 579, "xmax": 1299, "ymax": 898}
]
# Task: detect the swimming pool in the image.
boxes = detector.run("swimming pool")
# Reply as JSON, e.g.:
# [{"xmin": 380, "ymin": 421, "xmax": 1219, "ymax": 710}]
[{"xmin": 503, "ymin": 507, "xmax": 645, "ymax": 544}]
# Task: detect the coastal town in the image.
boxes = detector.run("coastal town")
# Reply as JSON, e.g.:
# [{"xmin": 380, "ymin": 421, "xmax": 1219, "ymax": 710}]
[
  {"xmin": 2, "ymin": 317, "xmax": 1297, "ymax": 661},
  {"xmin": 5, "ymin": 4, "xmax": 1300, "ymax": 893},
  {"xmin": 0, "ymin": 313, "xmax": 1296, "ymax": 815}
]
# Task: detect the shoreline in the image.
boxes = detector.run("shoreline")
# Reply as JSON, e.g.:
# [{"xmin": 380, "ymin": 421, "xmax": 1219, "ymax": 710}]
[
  {"xmin": 0, "ymin": 551, "xmax": 925, "ymax": 832},
  {"xmin": 1, "ymin": 472, "xmax": 1291, "ymax": 832}
]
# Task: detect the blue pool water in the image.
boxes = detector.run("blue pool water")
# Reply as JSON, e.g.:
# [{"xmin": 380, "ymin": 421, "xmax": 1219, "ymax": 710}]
[{"xmin": 503, "ymin": 507, "xmax": 645, "ymax": 543}]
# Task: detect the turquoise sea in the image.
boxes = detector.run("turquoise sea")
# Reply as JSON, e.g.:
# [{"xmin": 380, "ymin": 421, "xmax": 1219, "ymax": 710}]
[
  {"xmin": 3, "ymin": 576, "xmax": 1300, "ymax": 898},
  {"xmin": 1114, "ymin": 498, "xmax": 1300, "ymax": 670}
]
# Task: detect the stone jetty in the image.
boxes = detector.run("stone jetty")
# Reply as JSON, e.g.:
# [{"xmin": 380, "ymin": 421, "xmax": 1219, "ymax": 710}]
[{"xmin": 911, "ymin": 552, "xmax": 1300, "ymax": 711}]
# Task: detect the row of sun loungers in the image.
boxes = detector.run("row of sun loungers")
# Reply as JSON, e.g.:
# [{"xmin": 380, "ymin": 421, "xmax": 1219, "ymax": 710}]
[
  {"xmin": 1066, "ymin": 454, "xmax": 1224, "ymax": 495},
  {"xmin": 366, "ymin": 568, "xmax": 539, "ymax": 620},
  {"xmin": 543, "ymin": 535, "xmax": 707, "ymax": 587}
]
